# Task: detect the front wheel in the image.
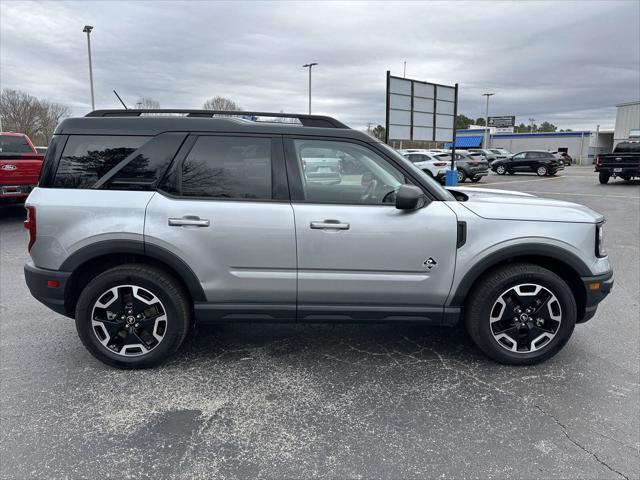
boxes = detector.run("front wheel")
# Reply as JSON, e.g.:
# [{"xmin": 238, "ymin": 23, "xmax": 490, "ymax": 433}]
[
  {"xmin": 75, "ymin": 264, "xmax": 191, "ymax": 369},
  {"xmin": 536, "ymin": 165, "xmax": 548, "ymax": 176},
  {"xmin": 457, "ymin": 169, "xmax": 466, "ymax": 183},
  {"xmin": 465, "ymin": 263, "xmax": 576, "ymax": 365},
  {"xmin": 495, "ymin": 165, "xmax": 506, "ymax": 175},
  {"xmin": 599, "ymin": 172, "xmax": 610, "ymax": 184}
]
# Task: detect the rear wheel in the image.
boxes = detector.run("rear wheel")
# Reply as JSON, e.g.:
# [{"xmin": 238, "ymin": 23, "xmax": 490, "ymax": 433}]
[
  {"xmin": 599, "ymin": 172, "xmax": 610, "ymax": 184},
  {"xmin": 496, "ymin": 165, "xmax": 506, "ymax": 175},
  {"xmin": 536, "ymin": 165, "xmax": 548, "ymax": 176},
  {"xmin": 465, "ymin": 263, "xmax": 576, "ymax": 365},
  {"xmin": 75, "ymin": 264, "xmax": 191, "ymax": 369}
]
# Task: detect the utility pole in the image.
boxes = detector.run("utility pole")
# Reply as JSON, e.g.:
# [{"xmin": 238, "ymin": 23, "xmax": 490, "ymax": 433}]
[
  {"xmin": 302, "ymin": 63, "xmax": 318, "ymax": 114},
  {"xmin": 83, "ymin": 25, "xmax": 95, "ymax": 110},
  {"xmin": 529, "ymin": 117, "xmax": 535, "ymax": 133},
  {"xmin": 482, "ymin": 93, "xmax": 494, "ymax": 149},
  {"xmin": 594, "ymin": 124, "xmax": 600, "ymax": 165},
  {"xmin": 403, "ymin": 61, "xmax": 406, "ymax": 78}
]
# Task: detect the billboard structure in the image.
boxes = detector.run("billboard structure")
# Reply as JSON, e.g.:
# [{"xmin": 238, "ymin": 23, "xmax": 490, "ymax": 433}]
[
  {"xmin": 385, "ymin": 71, "xmax": 458, "ymax": 145},
  {"xmin": 488, "ymin": 116, "xmax": 515, "ymax": 133}
]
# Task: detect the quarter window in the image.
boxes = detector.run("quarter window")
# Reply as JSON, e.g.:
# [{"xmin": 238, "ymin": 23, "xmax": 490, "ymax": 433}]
[
  {"xmin": 180, "ymin": 136, "xmax": 272, "ymax": 199},
  {"xmin": 53, "ymin": 135, "xmax": 149, "ymax": 189}
]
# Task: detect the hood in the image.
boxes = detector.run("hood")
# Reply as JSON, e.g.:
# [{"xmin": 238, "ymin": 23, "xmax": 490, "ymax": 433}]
[{"xmin": 447, "ymin": 186, "xmax": 604, "ymax": 223}]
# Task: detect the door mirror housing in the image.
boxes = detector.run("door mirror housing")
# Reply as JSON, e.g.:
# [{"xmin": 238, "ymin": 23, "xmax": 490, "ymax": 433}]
[{"xmin": 395, "ymin": 184, "xmax": 427, "ymax": 210}]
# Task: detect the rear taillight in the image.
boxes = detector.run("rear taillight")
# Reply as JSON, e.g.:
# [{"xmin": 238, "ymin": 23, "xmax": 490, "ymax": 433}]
[
  {"xmin": 24, "ymin": 206, "xmax": 36, "ymax": 251},
  {"xmin": 433, "ymin": 162, "xmax": 447, "ymax": 167}
]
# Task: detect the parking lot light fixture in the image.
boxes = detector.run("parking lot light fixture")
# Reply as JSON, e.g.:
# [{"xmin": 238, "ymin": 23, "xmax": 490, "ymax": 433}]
[
  {"xmin": 482, "ymin": 93, "xmax": 494, "ymax": 148},
  {"xmin": 302, "ymin": 63, "xmax": 318, "ymax": 114},
  {"xmin": 83, "ymin": 25, "xmax": 95, "ymax": 111}
]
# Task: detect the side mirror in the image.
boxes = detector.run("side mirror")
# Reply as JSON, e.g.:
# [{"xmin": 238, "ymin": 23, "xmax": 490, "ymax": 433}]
[{"xmin": 395, "ymin": 184, "xmax": 427, "ymax": 210}]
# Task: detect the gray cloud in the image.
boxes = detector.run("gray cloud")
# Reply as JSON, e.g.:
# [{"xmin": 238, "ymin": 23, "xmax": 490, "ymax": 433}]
[{"xmin": 1, "ymin": 0, "xmax": 638, "ymax": 130}]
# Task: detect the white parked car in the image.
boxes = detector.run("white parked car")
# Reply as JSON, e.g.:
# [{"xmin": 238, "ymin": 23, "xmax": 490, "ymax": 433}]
[{"xmin": 401, "ymin": 150, "xmax": 454, "ymax": 182}]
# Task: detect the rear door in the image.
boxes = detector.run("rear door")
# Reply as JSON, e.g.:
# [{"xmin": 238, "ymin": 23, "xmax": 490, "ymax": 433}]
[
  {"xmin": 145, "ymin": 134, "xmax": 297, "ymax": 320},
  {"xmin": 284, "ymin": 137, "xmax": 458, "ymax": 322}
]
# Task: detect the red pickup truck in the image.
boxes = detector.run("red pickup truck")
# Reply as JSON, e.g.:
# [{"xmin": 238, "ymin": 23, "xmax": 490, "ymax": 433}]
[{"xmin": 0, "ymin": 132, "xmax": 45, "ymax": 204}]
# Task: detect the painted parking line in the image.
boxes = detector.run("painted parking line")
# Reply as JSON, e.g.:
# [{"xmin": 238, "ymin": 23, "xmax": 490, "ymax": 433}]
[
  {"xmin": 469, "ymin": 176, "xmax": 564, "ymax": 187},
  {"xmin": 518, "ymin": 190, "xmax": 640, "ymax": 200}
]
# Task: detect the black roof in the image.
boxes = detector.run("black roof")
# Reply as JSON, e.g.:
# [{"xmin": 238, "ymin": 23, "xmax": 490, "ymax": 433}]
[{"xmin": 55, "ymin": 110, "xmax": 375, "ymax": 143}]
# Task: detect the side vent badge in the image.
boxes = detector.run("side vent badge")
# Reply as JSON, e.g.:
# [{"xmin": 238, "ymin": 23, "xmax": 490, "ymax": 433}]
[{"xmin": 424, "ymin": 257, "xmax": 438, "ymax": 270}]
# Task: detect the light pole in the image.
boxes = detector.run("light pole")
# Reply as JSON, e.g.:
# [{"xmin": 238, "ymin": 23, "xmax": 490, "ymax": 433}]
[
  {"xmin": 83, "ymin": 25, "xmax": 95, "ymax": 111},
  {"xmin": 302, "ymin": 63, "xmax": 318, "ymax": 114},
  {"xmin": 482, "ymin": 93, "xmax": 494, "ymax": 148}
]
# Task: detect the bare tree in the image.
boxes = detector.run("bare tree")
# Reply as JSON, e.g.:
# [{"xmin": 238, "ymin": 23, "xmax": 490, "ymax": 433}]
[
  {"xmin": 0, "ymin": 89, "xmax": 41, "ymax": 138},
  {"xmin": 136, "ymin": 97, "xmax": 160, "ymax": 109},
  {"xmin": 36, "ymin": 100, "xmax": 70, "ymax": 145},
  {"xmin": 0, "ymin": 89, "xmax": 70, "ymax": 145},
  {"xmin": 202, "ymin": 96, "xmax": 242, "ymax": 111}
]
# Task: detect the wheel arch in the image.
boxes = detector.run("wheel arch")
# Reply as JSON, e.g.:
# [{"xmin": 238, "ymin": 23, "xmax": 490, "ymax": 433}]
[
  {"xmin": 61, "ymin": 240, "xmax": 205, "ymax": 316},
  {"xmin": 450, "ymin": 244, "xmax": 589, "ymax": 322}
]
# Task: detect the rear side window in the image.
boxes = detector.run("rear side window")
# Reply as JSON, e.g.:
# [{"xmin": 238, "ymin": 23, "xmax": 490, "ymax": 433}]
[
  {"xmin": 53, "ymin": 136, "xmax": 148, "ymax": 188},
  {"xmin": 0, "ymin": 135, "xmax": 31, "ymax": 154},
  {"xmin": 179, "ymin": 136, "xmax": 272, "ymax": 199}
]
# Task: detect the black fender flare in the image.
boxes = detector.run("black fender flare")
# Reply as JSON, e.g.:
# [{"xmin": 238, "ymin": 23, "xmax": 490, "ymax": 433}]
[
  {"xmin": 449, "ymin": 243, "xmax": 592, "ymax": 306},
  {"xmin": 60, "ymin": 239, "xmax": 206, "ymax": 302}
]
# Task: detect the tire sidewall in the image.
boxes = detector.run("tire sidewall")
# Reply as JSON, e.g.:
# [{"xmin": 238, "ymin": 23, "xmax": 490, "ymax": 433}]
[
  {"xmin": 496, "ymin": 165, "xmax": 506, "ymax": 175},
  {"xmin": 537, "ymin": 165, "xmax": 548, "ymax": 176},
  {"xmin": 75, "ymin": 267, "xmax": 188, "ymax": 368},
  {"xmin": 468, "ymin": 267, "xmax": 576, "ymax": 364}
]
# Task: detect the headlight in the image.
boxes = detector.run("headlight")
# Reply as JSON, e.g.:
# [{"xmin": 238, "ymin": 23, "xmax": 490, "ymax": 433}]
[{"xmin": 596, "ymin": 223, "xmax": 606, "ymax": 257}]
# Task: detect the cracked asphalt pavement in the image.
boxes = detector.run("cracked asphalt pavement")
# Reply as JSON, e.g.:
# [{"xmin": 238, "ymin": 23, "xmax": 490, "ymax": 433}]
[{"xmin": 1, "ymin": 167, "xmax": 638, "ymax": 479}]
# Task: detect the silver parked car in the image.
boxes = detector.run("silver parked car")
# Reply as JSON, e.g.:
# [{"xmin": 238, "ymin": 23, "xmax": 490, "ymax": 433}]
[{"xmin": 24, "ymin": 109, "xmax": 613, "ymax": 368}]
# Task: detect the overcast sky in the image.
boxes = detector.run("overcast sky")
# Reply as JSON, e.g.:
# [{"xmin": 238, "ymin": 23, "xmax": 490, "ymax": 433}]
[{"xmin": 1, "ymin": 0, "xmax": 639, "ymax": 130}]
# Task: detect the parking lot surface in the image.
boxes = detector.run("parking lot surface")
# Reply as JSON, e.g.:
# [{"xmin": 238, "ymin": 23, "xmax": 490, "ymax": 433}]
[{"xmin": 1, "ymin": 167, "xmax": 638, "ymax": 479}]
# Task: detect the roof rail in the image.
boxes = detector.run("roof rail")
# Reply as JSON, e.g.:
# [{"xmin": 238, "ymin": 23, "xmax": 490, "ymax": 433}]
[{"xmin": 85, "ymin": 109, "xmax": 350, "ymax": 129}]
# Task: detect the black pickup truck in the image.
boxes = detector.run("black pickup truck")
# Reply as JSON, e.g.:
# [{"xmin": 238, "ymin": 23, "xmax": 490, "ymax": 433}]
[{"xmin": 595, "ymin": 141, "xmax": 640, "ymax": 184}]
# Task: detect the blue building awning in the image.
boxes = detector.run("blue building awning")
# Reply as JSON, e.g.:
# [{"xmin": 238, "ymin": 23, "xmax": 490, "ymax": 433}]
[{"xmin": 445, "ymin": 135, "xmax": 483, "ymax": 148}]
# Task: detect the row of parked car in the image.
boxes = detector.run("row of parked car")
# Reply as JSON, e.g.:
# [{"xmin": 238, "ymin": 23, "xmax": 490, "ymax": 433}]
[{"xmin": 398, "ymin": 147, "xmax": 572, "ymax": 183}]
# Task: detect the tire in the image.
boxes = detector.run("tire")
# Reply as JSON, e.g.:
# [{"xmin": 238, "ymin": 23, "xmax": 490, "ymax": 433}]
[
  {"xmin": 75, "ymin": 264, "xmax": 191, "ymax": 369},
  {"xmin": 471, "ymin": 176, "xmax": 482, "ymax": 183},
  {"xmin": 599, "ymin": 172, "xmax": 610, "ymax": 184},
  {"xmin": 496, "ymin": 165, "xmax": 506, "ymax": 175},
  {"xmin": 464, "ymin": 263, "xmax": 576, "ymax": 365},
  {"xmin": 536, "ymin": 165, "xmax": 548, "ymax": 176},
  {"xmin": 457, "ymin": 169, "xmax": 466, "ymax": 183}
]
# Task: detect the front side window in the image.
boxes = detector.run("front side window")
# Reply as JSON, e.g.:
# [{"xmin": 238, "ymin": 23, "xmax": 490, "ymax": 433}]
[
  {"xmin": 294, "ymin": 139, "xmax": 404, "ymax": 205},
  {"xmin": 513, "ymin": 153, "xmax": 525, "ymax": 160},
  {"xmin": 53, "ymin": 135, "xmax": 149, "ymax": 188},
  {"xmin": 180, "ymin": 136, "xmax": 272, "ymax": 199}
]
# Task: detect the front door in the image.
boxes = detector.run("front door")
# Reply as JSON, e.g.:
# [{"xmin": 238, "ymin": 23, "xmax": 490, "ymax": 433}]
[
  {"xmin": 145, "ymin": 134, "xmax": 297, "ymax": 321},
  {"xmin": 285, "ymin": 138, "xmax": 458, "ymax": 322},
  {"xmin": 511, "ymin": 152, "xmax": 528, "ymax": 171}
]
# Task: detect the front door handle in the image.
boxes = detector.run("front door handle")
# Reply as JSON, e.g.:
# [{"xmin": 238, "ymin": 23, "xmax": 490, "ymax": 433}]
[
  {"xmin": 310, "ymin": 220, "xmax": 350, "ymax": 230},
  {"xmin": 168, "ymin": 216, "xmax": 210, "ymax": 227}
]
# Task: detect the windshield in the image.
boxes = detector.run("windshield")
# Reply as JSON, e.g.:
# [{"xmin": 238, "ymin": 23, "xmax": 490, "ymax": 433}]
[{"xmin": 378, "ymin": 143, "xmax": 455, "ymax": 201}]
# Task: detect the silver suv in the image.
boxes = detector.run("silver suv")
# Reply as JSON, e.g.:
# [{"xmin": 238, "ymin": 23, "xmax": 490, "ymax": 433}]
[{"xmin": 24, "ymin": 110, "xmax": 613, "ymax": 368}]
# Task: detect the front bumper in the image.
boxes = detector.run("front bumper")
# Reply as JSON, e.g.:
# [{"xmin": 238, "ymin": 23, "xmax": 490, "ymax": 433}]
[
  {"xmin": 578, "ymin": 270, "xmax": 614, "ymax": 323},
  {"xmin": 24, "ymin": 262, "xmax": 71, "ymax": 317}
]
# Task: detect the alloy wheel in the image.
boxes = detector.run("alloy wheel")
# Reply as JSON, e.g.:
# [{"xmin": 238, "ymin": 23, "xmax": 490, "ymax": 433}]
[
  {"xmin": 496, "ymin": 165, "xmax": 506, "ymax": 175},
  {"xmin": 489, "ymin": 283, "xmax": 562, "ymax": 353},
  {"xmin": 537, "ymin": 166, "xmax": 548, "ymax": 176},
  {"xmin": 91, "ymin": 285, "xmax": 168, "ymax": 356}
]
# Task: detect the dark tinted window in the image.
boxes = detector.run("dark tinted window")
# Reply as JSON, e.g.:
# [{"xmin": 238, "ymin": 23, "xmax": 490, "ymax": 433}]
[
  {"xmin": 180, "ymin": 136, "xmax": 271, "ymax": 199},
  {"xmin": 614, "ymin": 142, "xmax": 640, "ymax": 153},
  {"xmin": 53, "ymin": 136, "xmax": 148, "ymax": 188},
  {"xmin": 0, "ymin": 135, "xmax": 32, "ymax": 154}
]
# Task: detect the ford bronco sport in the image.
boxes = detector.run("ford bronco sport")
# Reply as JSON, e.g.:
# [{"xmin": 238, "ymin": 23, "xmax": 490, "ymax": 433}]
[{"xmin": 24, "ymin": 110, "xmax": 613, "ymax": 368}]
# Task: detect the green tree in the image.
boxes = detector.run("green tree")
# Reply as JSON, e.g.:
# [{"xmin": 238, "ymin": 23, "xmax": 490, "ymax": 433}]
[
  {"xmin": 455, "ymin": 114, "xmax": 474, "ymax": 129},
  {"xmin": 372, "ymin": 125, "xmax": 386, "ymax": 142},
  {"xmin": 538, "ymin": 121, "xmax": 557, "ymax": 132},
  {"xmin": 475, "ymin": 118, "xmax": 486, "ymax": 126}
]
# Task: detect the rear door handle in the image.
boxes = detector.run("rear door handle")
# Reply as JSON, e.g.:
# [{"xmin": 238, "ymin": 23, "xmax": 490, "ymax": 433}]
[
  {"xmin": 168, "ymin": 216, "xmax": 210, "ymax": 227},
  {"xmin": 310, "ymin": 220, "xmax": 350, "ymax": 230}
]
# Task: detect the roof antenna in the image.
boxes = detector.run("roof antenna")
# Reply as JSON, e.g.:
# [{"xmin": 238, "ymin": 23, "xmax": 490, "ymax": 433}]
[{"xmin": 113, "ymin": 90, "xmax": 128, "ymax": 109}]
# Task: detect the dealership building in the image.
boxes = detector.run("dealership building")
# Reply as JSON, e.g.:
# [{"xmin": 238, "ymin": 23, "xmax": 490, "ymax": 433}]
[{"xmin": 449, "ymin": 101, "xmax": 639, "ymax": 165}]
